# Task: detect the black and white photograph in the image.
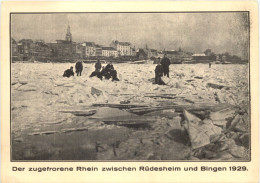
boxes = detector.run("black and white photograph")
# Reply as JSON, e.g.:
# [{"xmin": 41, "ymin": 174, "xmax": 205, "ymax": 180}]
[{"xmin": 10, "ymin": 12, "xmax": 250, "ymax": 161}]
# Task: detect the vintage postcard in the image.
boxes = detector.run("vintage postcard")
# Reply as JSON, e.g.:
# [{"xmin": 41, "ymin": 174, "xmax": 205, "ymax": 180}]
[{"xmin": 1, "ymin": 1, "xmax": 259, "ymax": 183}]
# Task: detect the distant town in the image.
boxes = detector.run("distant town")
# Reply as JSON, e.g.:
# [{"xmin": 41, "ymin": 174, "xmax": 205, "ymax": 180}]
[{"xmin": 11, "ymin": 25, "xmax": 248, "ymax": 64}]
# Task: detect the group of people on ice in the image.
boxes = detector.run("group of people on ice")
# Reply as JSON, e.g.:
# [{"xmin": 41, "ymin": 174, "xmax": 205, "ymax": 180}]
[
  {"xmin": 63, "ymin": 59, "xmax": 120, "ymax": 81},
  {"xmin": 89, "ymin": 60, "xmax": 119, "ymax": 81},
  {"xmin": 154, "ymin": 54, "xmax": 171, "ymax": 85},
  {"xmin": 63, "ymin": 53, "xmax": 171, "ymax": 85}
]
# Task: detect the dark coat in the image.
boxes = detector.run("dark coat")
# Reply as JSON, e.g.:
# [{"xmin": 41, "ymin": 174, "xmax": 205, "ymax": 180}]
[
  {"xmin": 104, "ymin": 64, "xmax": 114, "ymax": 71},
  {"xmin": 75, "ymin": 62, "xmax": 83, "ymax": 73},
  {"xmin": 155, "ymin": 64, "xmax": 164, "ymax": 76},
  {"xmin": 95, "ymin": 62, "xmax": 102, "ymax": 71},
  {"xmin": 90, "ymin": 71, "xmax": 103, "ymax": 80},
  {"xmin": 161, "ymin": 57, "xmax": 171, "ymax": 70},
  {"xmin": 154, "ymin": 64, "xmax": 165, "ymax": 85},
  {"xmin": 101, "ymin": 64, "xmax": 114, "ymax": 79},
  {"xmin": 99, "ymin": 64, "xmax": 119, "ymax": 81},
  {"xmin": 111, "ymin": 69, "xmax": 119, "ymax": 81},
  {"xmin": 63, "ymin": 69, "xmax": 74, "ymax": 77}
]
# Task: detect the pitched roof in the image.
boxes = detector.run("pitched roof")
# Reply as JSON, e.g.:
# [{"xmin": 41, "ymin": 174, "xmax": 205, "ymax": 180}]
[
  {"xmin": 19, "ymin": 39, "xmax": 33, "ymax": 44},
  {"xmin": 35, "ymin": 41, "xmax": 48, "ymax": 47},
  {"xmin": 95, "ymin": 44, "xmax": 102, "ymax": 48},
  {"xmin": 118, "ymin": 42, "xmax": 131, "ymax": 46},
  {"xmin": 83, "ymin": 42, "xmax": 95, "ymax": 47},
  {"xmin": 113, "ymin": 40, "xmax": 131, "ymax": 46},
  {"xmin": 102, "ymin": 47, "xmax": 116, "ymax": 51},
  {"xmin": 138, "ymin": 49, "xmax": 148, "ymax": 56}
]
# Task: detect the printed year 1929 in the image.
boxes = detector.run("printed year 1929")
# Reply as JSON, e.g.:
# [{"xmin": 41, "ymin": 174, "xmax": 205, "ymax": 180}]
[{"xmin": 229, "ymin": 166, "xmax": 248, "ymax": 171}]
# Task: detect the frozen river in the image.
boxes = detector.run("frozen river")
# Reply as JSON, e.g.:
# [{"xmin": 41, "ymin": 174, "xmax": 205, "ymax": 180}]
[{"xmin": 11, "ymin": 62, "xmax": 249, "ymax": 160}]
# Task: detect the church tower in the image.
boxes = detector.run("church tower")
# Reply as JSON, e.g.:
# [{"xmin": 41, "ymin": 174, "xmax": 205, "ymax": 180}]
[{"xmin": 65, "ymin": 24, "xmax": 72, "ymax": 42}]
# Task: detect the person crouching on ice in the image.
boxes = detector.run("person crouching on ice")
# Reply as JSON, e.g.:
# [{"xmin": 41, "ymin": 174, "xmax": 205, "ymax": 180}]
[
  {"xmin": 110, "ymin": 69, "xmax": 119, "ymax": 81},
  {"xmin": 63, "ymin": 66, "xmax": 74, "ymax": 78},
  {"xmin": 102, "ymin": 62, "xmax": 114, "ymax": 80},
  {"xmin": 102, "ymin": 62, "xmax": 119, "ymax": 81},
  {"xmin": 154, "ymin": 61, "xmax": 165, "ymax": 85}
]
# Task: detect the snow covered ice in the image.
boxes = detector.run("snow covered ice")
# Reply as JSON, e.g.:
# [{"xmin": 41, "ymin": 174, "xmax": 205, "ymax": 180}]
[{"xmin": 11, "ymin": 62, "xmax": 249, "ymax": 160}]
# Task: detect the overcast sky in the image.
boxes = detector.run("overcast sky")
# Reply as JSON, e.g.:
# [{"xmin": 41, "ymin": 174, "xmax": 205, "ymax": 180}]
[{"xmin": 11, "ymin": 13, "xmax": 249, "ymax": 59}]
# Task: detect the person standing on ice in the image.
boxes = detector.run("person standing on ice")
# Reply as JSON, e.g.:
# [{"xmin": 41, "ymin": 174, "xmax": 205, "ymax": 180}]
[
  {"xmin": 89, "ymin": 60, "xmax": 102, "ymax": 79},
  {"xmin": 160, "ymin": 53, "xmax": 171, "ymax": 77},
  {"xmin": 95, "ymin": 59, "xmax": 102, "ymax": 72},
  {"xmin": 63, "ymin": 66, "xmax": 74, "ymax": 78},
  {"xmin": 154, "ymin": 59, "xmax": 165, "ymax": 85},
  {"xmin": 75, "ymin": 61, "xmax": 83, "ymax": 76}
]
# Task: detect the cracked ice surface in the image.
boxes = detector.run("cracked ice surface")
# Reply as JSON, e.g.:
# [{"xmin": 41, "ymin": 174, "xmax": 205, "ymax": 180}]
[{"xmin": 11, "ymin": 62, "xmax": 249, "ymax": 139}]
